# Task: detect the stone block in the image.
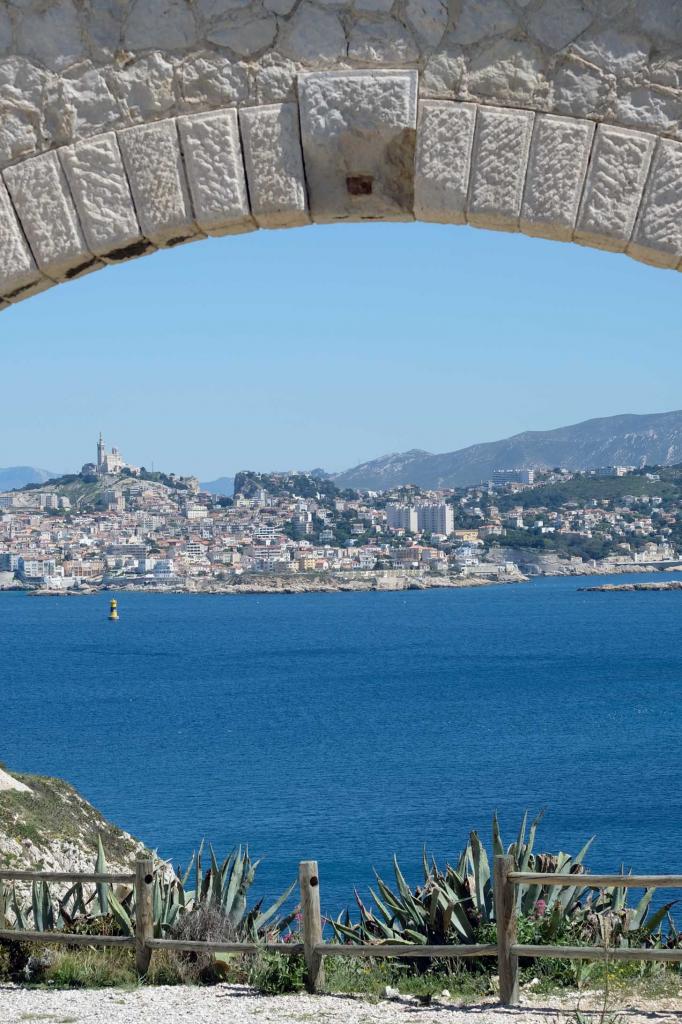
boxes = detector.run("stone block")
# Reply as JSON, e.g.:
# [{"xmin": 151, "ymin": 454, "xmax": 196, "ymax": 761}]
[
  {"xmin": 177, "ymin": 110, "xmax": 254, "ymax": 236},
  {"xmin": 3, "ymin": 150, "xmax": 98, "ymax": 281},
  {"xmin": 0, "ymin": 177, "xmax": 52, "ymax": 301},
  {"xmin": 521, "ymin": 113, "xmax": 595, "ymax": 241},
  {"xmin": 575, "ymin": 124, "xmax": 655, "ymax": 252},
  {"xmin": 298, "ymin": 70, "xmax": 418, "ymax": 223},
  {"xmin": 117, "ymin": 120, "xmax": 199, "ymax": 247},
  {"xmin": 239, "ymin": 103, "xmax": 309, "ymax": 228},
  {"xmin": 59, "ymin": 132, "xmax": 150, "ymax": 263},
  {"xmin": 414, "ymin": 99, "xmax": 476, "ymax": 224},
  {"xmin": 467, "ymin": 105, "xmax": 534, "ymax": 231},
  {"xmin": 628, "ymin": 138, "xmax": 682, "ymax": 269}
]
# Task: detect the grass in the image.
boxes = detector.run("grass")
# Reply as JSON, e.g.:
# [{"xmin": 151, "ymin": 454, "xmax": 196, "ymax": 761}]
[
  {"xmin": 322, "ymin": 957, "xmax": 492, "ymax": 1001},
  {"xmin": 39, "ymin": 949, "xmax": 138, "ymax": 989},
  {"xmin": 2, "ymin": 942, "xmax": 682, "ymax": 1011}
]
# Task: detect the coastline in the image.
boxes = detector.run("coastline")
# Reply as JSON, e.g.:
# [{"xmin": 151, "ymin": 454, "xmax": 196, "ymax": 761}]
[
  {"xmin": 3, "ymin": 561, "xmax": 681, "ymax": 598},
  {"xmin": 21, "ymin": 572, "xmax": 528, "ymax": 597}
]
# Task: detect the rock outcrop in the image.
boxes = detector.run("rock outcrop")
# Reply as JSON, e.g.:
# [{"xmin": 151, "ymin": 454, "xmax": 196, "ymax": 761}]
[{"xmin": 0, "ymin": 766, "xmax": 147, "ymax": 877}]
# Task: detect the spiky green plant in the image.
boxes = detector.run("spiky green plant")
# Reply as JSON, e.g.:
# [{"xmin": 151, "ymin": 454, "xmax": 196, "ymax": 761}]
[
  {"xmin": 330, "ymin": 812, "xmax": 672, "ymax": 953},
  {"xmin": 2, "ymin": 838, "xmax": 298, "ymax": 944}
]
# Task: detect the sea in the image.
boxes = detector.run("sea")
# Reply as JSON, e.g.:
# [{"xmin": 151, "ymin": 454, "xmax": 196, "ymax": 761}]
[{"xmin": 2, "ymin": 573, "xmax": 681, "ymax": 918}]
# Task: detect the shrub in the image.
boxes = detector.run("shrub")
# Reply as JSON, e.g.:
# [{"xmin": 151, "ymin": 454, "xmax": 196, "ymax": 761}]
[{"xmin": 248, "ymin": 952, "xmax": 306, "ymax": 994}]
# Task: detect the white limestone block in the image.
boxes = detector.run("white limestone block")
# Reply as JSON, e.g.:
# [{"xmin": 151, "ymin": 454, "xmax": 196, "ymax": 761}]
[
  {"xmin": 520, "ymin": 113, "xmax": 595, "ymax": 242},
  {"xmin": 575, "ymin": 124, "xmax": 656, "ymax": 253},
  {"xmin": 177, "ymin": 110, "xmax": 254, "ymax": 237},
  {"xmin": 298, "ymin": 70, "xmax": 418, "ymax": 224},
  {"xmin": 239, "ymin": 103, "xmax": 309, "ymax": 228},
  {"xmin": 414, "ymin": 100, "xmax": 476, "ymax": 225},
  {"xmin": 467, "ymin": 105, "xmax": 534, "ymax": 231},
  {"xmin": 3, "ymin": 150, "xmax": 98, "ymax": 281},
  {"xmin": 117, "ymin": 120, "xmax": 199, "ymax": 247},
  {"xmin": 59, "ymin": 133, "xmax": 150, "ymax": 263},
  {"xmin": 0, "ymin": 177, "xmax": 52, "ymax": 301},
  {"xmin": 628, "ymin": 138, "xmax": 682, "ymax": 269}
]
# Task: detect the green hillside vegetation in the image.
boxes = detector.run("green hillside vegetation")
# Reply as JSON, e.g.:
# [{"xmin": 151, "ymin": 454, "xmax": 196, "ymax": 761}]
[
  {"xmin": 234, "ymin": 470, "xmax": 356, "ymax": 501},
  {"xmin": 488, "ymin": 527, "xmax": 620, "ymax": 562},
  {"xmin": 497, "ymin": 466, "xmax": 682, "ymax": 512}
]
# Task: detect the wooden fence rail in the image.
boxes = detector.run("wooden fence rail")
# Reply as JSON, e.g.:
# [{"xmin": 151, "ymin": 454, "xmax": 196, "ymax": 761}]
[{"xmin": 1, "ymin": 855, "xmax": 682, "ymax": 1005}]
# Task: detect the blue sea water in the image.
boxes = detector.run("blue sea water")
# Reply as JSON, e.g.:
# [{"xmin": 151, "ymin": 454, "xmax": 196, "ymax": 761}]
[{"xmin": 1, "ymin": 574, "xmax": 682, "ymax": 917}]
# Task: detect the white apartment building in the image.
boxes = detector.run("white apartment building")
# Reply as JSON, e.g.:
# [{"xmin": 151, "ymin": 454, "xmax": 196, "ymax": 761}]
[
  {"xmin": 417, "ymin": 503, "xmax": 454, "ymax": 535},
  {"xmin": 386, "ymin": 505, "xmax": 418, "ymax": 532}
]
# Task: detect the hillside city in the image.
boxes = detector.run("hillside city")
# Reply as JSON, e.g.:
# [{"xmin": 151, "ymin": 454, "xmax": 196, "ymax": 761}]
[{"xmin": 0, "ymin": 435, "xmax": 680, "ymax": 594}]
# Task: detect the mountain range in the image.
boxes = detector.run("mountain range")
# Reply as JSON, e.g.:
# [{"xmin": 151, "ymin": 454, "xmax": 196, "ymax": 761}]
[
  {"xmin": 199, "ymin": 476, "xmax": 235, "ymax": 496},
  {"xmin": 330, "ymin": 410, "xmax": 682, "ymax": 490},
  {"xmin": 5, "ymin": 410, "xmax": 682, "ymax": 496},
  {"xmin": 0, "ymin": 466, "xmax": 59, "ymax": 491}
]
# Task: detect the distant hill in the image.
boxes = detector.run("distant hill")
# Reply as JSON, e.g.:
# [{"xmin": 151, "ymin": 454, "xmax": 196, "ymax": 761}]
[
  {"xmin": 200, "ymin": 476, "xmax": 235, "ymax": 496},
  {"xmin": 331, "ymin": 411, "xmax": 682, "ymax": 491},
  {"xmin": 0, "ymin": 466, "xmax": 60, "ymax": 491}
]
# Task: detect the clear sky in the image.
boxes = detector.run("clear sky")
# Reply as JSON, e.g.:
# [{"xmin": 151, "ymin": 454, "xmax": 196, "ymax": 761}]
[{"xmin": 2, "ymin": 221, "xmax": 681, "ymax": 481}]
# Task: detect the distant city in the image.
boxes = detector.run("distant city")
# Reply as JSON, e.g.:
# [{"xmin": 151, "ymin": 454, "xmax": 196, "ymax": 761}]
[{"xmin": 0, "ymin": 432, "xmax": 680, "ymax": 594}]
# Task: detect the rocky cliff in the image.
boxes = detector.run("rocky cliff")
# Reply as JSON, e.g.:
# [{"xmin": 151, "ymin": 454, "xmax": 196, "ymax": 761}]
[{"xmin": 0, "ymin": 766, "xmax": 146, "ymax": 877}]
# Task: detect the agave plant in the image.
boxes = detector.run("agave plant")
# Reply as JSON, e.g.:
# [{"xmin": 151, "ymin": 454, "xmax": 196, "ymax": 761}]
[
  {"xmin": 331, "ymin": 811, "xmax": 673, "ymax": 952},
  {"xmin": 2, "ymin": 836, "xmax": 298, "ymax": 944}
]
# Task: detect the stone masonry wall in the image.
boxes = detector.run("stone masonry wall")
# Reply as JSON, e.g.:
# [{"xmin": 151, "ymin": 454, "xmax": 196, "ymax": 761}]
[
  {"xmin": 2, "ymin": 0, "xmax": 682, "ymax": 170},
  {"xmin": 1, "ymin": 0, "xmax": 682, "ymax": 310}
]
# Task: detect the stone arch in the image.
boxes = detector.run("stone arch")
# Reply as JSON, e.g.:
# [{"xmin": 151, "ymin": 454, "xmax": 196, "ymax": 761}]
[{"xmin": 1, "ymin": 0, "xmax": 682, "ymax": 310}]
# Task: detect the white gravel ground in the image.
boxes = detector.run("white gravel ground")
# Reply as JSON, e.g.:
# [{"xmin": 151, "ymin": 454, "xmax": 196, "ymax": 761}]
[{"xmin": 2, "ymin": 985, "xmax": 682, "ymax": 1024}]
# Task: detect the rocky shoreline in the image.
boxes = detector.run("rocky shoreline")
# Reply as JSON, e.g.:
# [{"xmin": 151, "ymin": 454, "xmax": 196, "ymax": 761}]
[
  {"xmin": 25, "ymin": 572, "xmax": 527, "ymax": 597},
  {"xmin": 4, "ymin": 563, "xmax": 682, "ymax": 599},
  {"xmin": 579, "ymin": 580, "xmax": 682, "ymax": 593}
]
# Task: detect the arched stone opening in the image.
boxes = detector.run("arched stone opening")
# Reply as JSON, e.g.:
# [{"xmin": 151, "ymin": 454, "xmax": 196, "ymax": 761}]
[{"xmin": 2, "ymin": 0, "xmax": 682, "ymax": 311}]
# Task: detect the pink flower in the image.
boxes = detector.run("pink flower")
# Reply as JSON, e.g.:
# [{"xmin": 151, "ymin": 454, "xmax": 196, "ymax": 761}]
[{"xmin": 535, "ymin": 899, "xmax": 547, "ymax": 918}]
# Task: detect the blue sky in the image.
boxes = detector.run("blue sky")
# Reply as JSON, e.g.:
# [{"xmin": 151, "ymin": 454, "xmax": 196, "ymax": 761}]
[{"xmin": 2, "ymin": 222, "xmax": 681, "ymax": 480}]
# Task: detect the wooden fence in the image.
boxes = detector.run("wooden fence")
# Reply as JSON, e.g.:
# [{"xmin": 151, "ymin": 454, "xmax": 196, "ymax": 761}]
[{"xmin": 2, "ymin": 855, "xmax": 682, "ymax": 1005}]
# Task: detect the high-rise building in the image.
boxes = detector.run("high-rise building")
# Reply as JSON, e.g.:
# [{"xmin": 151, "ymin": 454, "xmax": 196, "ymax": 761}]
[
  {"xmin": 386, "ymin": 505, "xmax": 418, "ymax": 532},
  {"xmin": 417, "ymin": 503, "xmax": 454, "ymax": 535}
]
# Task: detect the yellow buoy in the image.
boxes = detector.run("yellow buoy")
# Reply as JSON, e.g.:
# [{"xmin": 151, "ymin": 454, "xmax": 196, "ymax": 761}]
[{"xmin": 108, "ymin": 599, "xmax": 119, "ymax": 621}]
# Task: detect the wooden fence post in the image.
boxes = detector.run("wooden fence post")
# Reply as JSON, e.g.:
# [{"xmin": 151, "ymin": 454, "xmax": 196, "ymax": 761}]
[
  {"xmin": 494, "ymin": 854, "xmax": 519, "ymax": 1006},
  {"xmin": 135, "ymin": 857, "xmax": 154, "ymax": 976},
  {"xmin": 299, "ymin": 860, "xmax": 325, "ymax": 993},
  {"xmin": 0, "ymin": 882, "xmax": 7, "ymax": 929}
]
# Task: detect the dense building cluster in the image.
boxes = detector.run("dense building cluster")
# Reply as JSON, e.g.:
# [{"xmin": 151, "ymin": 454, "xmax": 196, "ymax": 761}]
[{"xmin": 0, "ymin": 441, "xmax": 679, "ymax": 591}]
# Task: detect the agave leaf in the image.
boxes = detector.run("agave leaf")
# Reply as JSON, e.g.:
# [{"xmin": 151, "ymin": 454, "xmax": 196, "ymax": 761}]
[
  {"xmin": 641, "ymin": 901, "xmax": 678, "ymax": 938},
  {"xmin": 470, "ymin": 831, "xmax": 492, "ymax": 920},
  {"xmin": 95, "ymin": 834, "xmax": 109, "ymax": 916},
  {"xmin": 492, "ymin": 812, "xmax": 504, "ymax": 859},
  {"xmin": 208, "ymin": 844, "xmax": 222, "ymax": 908},
  {"xmin": 223, "ymin": 847, "xmax": 244, "ymax": 915},
  {"xmin": 369, "ymin": 886, "xmax": 396, "ymax": 928},
  {"xmin": 331, "ymin": 919, "xmax": 365, "ymax": 944},
  {"xmin": 11, "ymin": 885, "xmax": 27, "ymax": 930},
  {"xmin": 514, "ymin": 811, "xmax": 528, "ymax": 864},
  {"xmin": 108, "ymin": 889, "xmax": 134, "ymax": 937},
  {"xmin": 422, "ymin": 846, "xmax": 431, "ymax": 885},
  {"xmin": 626, "ymin": 892, "xmax": 655, "ymax": 933},
  {"xmin": 180, "ymin": 854, "xmax": 195, "ymax": 889},
  {"xmin": 32, "ymin": 881, "xmax": 43, "ymax": 932},
  {"xmin": 43, "ymin": 880, "xmax": 54, "ymax": 931},
  {"xmin": 195, "ymin": 840, "xmax": 204, "ymax": 905},
  {"xmin": 545, "ymin": 852, "xmax": 574, "ymax": 911}
]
